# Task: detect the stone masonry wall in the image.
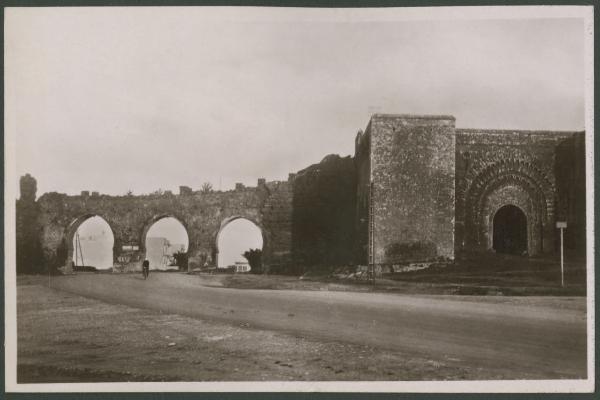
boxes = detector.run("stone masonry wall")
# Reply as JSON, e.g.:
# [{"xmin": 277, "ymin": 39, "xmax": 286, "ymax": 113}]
[
  {"xmin": 34, "ymin": 179, "xmax": 293, "ymax": 272},
  {"xmin": 262, "ymin": 180, "xmax": 294, "ymax": 271},
  {"xmin": 354, "ymin": 128, "xmax": 371, "ymax": 265},
  {"xmin": 16, "ymin": 174, "xmax": 44, "ymax": 273},
  {"xmin": 368, "ymin": 114, "xmax": 456, "ymax": 264},
  {"xmin": 455, "ymin": 129, "xmax": 583, "ymax": 256},
  {"xmin": 554, "ymin": 133, "xmax": 586, "ymax": 255},
  {"xmin": 291, "ymin": 154, "xmax": 356, "ymax": 271}
]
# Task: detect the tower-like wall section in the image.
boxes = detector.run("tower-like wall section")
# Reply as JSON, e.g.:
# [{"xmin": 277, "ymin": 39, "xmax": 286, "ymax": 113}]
[
  {"xmin": 16, "ymin": 174, "xmax": 44, "ymax": 273},
  {"xmin": 369, "ymin": 114, "xmax": 456, "ymax": 264}
]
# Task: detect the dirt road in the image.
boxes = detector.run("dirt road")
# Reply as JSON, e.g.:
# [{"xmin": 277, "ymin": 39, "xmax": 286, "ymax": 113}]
[{"xmin": 48, "ymin": 273, "xmax": 587, "ymax": 378}]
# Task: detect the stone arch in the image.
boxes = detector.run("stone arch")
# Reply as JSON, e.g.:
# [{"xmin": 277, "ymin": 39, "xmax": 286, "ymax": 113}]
[
  {"xmin": 64, "ymin": 213, "xmax": 116, "ymax": 270},
  {"xmin": 491, "ymin": 204, "xmax": 528, "ymax": 255},
  {"xmin": 213, "ymin": 216, "xmax": 267, "ymax": 269},
  {"xmin": 464, "ymin": 160, "xmax": 555, "ymax": 256},
  {"xmin": 139, "ymin": 214, "xmax": 190, "ymax": 259},
  {"xmin": 482, "ymin": 184, "xmax": 541, "ymax": 253}
]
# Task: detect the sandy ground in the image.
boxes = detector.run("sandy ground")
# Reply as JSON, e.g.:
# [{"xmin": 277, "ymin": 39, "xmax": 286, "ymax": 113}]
[
  {"xmin": 16, "ymin": 273, "xmax": 587, "ymax": 382},
  {"xmin": 19, "ymin": 279, "xmax": 499, "ymax": 382}
]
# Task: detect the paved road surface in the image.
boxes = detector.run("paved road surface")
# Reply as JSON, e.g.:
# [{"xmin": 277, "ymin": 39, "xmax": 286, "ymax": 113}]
[{"xmin": 47, "ymin": 273, "xmax": 587, "ymax": 378}]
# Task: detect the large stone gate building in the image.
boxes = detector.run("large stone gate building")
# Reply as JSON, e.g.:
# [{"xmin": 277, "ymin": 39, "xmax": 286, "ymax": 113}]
[
  {"xmin": 354, "ymin": 114, "xmax": 586, "ymax": 267},
  {"xmin": 16, "ymin": 114, "xmax": 586, "ymax": 274}
]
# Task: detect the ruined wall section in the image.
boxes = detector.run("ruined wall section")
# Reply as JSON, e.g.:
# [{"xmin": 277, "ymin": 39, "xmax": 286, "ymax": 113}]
[
  {"xmin": 455, "ymin": 129, "xmax": 582, "ymax": 255},
  {"xmin": 370, "ymin": 115, "xmax": 456, "ymax": 264},
  {"xmin": 36, "ymin": 181, "xmax": 293, "ymax": 271},
  {"xmin": 291, "ymin": 154, "xmax": 357, "ymax": 271}
]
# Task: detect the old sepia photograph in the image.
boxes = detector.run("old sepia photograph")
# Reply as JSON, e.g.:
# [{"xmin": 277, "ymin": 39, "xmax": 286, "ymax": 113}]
[{"xmin": 4, "ymin": 5, "xmax": 594, "ymax": 393}]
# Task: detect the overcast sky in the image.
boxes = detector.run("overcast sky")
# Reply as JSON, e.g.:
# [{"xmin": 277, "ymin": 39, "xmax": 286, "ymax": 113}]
[{"xmin": 6, "ymin": 7, "xmax": 587, "ymax": 196}]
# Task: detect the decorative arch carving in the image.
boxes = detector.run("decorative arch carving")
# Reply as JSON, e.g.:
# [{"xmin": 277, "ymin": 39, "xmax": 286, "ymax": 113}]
[{"xmin": 463, "ymin": 159, "xmax": 556, "ymax": 255}]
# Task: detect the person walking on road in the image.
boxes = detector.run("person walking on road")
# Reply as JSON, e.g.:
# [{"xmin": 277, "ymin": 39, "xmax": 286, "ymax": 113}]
[{"xmin": 142, "ymin": 259, "xmax": 150, "ymax": 280}]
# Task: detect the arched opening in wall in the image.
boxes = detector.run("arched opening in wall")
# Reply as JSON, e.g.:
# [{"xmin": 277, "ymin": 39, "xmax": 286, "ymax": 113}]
[
  {"xmin": 144, "ymin": 217, "xmax": 189, "ymax": 270},
  {"xmin": 217, "ymin": 218, "xmax": 263, "ymax": 272},
  {"xmin": 71, "ymin": 216, "xmax": 114, "ymax": 270},
  {"xmin": 493, "ymin": 205, "xmax": 528, "ymax": 255}
]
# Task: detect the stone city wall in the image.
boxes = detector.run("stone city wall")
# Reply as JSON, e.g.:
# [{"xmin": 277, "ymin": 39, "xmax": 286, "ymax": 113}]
[
  {"xmin": 16, "ymin": 114, "xmax": 587, "ymax": 274},
  {"xmin": 28, "ymin": 178, "xmax": 293, "ymax": 272}
]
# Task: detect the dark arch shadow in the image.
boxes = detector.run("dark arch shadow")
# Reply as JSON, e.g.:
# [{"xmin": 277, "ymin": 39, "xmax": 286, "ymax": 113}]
[{"xmin": 492, "ymin": 205, "xmax": 528, "ymax": 255}]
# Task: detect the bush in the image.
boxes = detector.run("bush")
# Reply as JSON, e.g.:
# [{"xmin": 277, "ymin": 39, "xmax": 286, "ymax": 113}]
[
  {"xmin": 242, "ymin": 249, "xmax": 262, "ymax": 274},
  {"xmin": 171, "ymin": 251, "xmax": 188, "ymax": 271},
  {"xmin": 384, "ymin": 241, "xmax": 437, "ymax": 262},
  {"xmin": 201, "ymin": 182, "xmax": 213, "ymax": 193}
]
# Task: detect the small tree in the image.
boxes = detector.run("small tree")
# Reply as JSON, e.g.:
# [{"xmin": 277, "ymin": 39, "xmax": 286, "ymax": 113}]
[
  {"xmin": 201, "ymin": 182, "xmax": 213, "ymax": 193},
  {"xmin": 242, "ymin": 248, "xmax": 262, "ymax": 274},
  {"xmin": 171, "ymin": 250, "xmax": 188, "ymax": 271}
]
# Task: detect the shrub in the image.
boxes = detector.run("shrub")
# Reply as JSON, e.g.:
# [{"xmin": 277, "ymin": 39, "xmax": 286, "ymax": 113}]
[
  {"xmin": 201, "ymin": 182, "xmax": 213, "ymax": 193},
  {"xmin": 384, "ymin": 241, "xmax": 437, "ymax": 262},
  {"xmin": 242, "ymin": 248, "xmax": 262, "ymax": 274},
  {"xmin": 171, "ymin": 251, "xmax": 189, "ymax": 271}
]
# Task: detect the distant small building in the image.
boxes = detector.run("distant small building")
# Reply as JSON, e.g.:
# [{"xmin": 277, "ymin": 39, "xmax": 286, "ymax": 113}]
[{"xmin": 233, "ymin": 261, "xmax": 251, "ymax": 273}]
